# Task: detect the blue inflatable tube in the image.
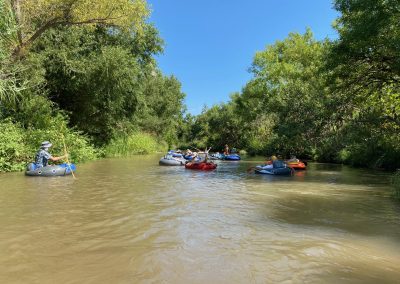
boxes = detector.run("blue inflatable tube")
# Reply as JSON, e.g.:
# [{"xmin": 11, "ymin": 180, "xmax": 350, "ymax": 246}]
[
  {"xmin": 183, "ymin": 155, "xmax": 201, "ymax": 161},
  {"xmin": 209, "ymin": 153, "xmax": 224, "ymax": 160},
  {"xmin": 224, "ymin": 154, "xmax": 241, "ymax": 161},
  {"xmin": 25, "ymin": 163, "xmax": 77, "ymax": 177},
  {"xmin": 254, "ymin": 165, "xmax": 292, "ymax": 175},
  {"xmin": 168, "ymin": 150, "xmax": 183, "ymax": 158}
]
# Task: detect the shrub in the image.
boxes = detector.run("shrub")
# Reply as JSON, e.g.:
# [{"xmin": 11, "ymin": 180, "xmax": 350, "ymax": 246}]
[
  {"xmin": 0, "ymin": 120, "xmax": 30, "ymax": 171},
  {"xmin": 0, "ymin": 115, "xmax": 98, "ymax": 172},
  {"xmin": 104, "ymin": 132, "xmax": 167, "ymax": 157},
  {"xmin": 23, "ymin": 113, "xmax": 98, "ymax": 163}
]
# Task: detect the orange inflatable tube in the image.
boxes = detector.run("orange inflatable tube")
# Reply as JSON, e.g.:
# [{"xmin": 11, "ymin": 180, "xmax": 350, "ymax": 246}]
[{"xmin": 286, "ymin": 161, "xmax": 306, "ymax": 170}]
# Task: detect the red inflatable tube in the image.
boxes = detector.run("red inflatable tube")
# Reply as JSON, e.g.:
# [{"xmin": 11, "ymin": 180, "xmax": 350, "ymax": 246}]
[{"xmin": 185, "ymin": 162, "xmax": 217, "ymax": 171}]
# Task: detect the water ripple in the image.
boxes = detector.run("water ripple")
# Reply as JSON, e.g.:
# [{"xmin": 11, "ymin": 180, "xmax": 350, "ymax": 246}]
[{"xmin": 0, "ymin": 156, "xmax": 399, "ymax": 283}]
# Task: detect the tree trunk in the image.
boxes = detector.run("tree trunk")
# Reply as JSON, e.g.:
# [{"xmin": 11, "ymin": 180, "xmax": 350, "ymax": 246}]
[{"xmin": 11, "ymin": 0, "xmax": 23, "ymax": 46}]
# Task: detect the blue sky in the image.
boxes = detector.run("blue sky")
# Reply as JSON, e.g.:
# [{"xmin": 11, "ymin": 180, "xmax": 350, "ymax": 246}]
[{"xmin": 148, "ymin": 0, "xmax": 339, "ymax": 115}]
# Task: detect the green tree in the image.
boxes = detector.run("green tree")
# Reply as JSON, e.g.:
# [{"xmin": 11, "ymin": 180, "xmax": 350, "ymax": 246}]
[
  {"xmin": 10, "ymin": 0, "xmax": 149, "ymax": 57},
  {"xmin": 30, "ymin": 25, "xmax": 182, "ymax": 145},
  {"xmin": 136, "ymin": 73, "xmax": 186, "ymax": 147},
  {"xmin": 186, "ymin": 98, "xmax": 244, "ymax": 151},
  {"xmin": 0, "ymin": 0, "xmax": 25, "ymax": 106},
  {"xmin": 324, "ymin": 0, "xmax": 400, "ymax": 168},
  {"xmin": 187, "ymin": 30, "xmax": 329, "ymax": 157},
  {"xmin": 245, "ymin": 29, "xmax": 328, "ymax": 157},
  {"xmin": 329, "ymin": 0, "xmax": 400, "ymax": 126}
]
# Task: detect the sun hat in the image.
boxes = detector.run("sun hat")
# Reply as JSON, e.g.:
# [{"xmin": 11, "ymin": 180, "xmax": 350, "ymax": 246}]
[{"xmin": 41, "ymin": 141, "xmax": 53, "ymax": 148}]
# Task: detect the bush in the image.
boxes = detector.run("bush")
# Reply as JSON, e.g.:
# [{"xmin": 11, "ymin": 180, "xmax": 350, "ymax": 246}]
[
  {"xmin": 0, "ymin": 120, "xmax": 30, "ymax": 171},
  {"xmin": 104, "ymin": 132, "xmax": 167, "ymax": 157},
  {"xmin": 23, "ymin": 113, "xmax": 98, "ymax": 163},
  {"xmin": 0, "ymin": 115, "xmax": 98, "ymax": 172}
]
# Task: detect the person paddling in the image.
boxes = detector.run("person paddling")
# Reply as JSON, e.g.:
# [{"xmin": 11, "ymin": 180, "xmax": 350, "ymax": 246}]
[{"xmin": 35, "ymin": 141, "xmax": 68, "ymax": 168}]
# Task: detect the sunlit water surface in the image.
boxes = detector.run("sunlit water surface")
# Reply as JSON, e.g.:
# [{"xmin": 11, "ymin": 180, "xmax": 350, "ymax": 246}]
[{"xmin": 0, "ymin": 156, "xmax": 399, "ymax": 283}]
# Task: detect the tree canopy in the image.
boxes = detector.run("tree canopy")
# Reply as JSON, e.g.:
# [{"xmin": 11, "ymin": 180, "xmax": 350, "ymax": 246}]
[{"xmin": 10, "ymin": 0, "xmax": 149, "ymax": 56}]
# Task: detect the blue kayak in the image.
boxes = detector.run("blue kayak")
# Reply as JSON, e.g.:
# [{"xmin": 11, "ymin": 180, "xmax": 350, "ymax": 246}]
[{"xmin": 25, "ymin": 163, "xmax": 77, "ymax": 177}]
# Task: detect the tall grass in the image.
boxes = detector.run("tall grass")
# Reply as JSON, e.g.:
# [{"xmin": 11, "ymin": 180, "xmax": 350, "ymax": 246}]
[
  {"xmin": 104, "ymin": 132, "xmax": 167, "ymax": 157},
  {"xmin": 392, "ymin": 170, "xmax": 400, "ymax": 200}
]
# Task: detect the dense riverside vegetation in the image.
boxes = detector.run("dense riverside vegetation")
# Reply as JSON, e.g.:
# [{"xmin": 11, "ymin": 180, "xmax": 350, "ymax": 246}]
[
  {"xmin": 0, "ymin": 0, "xmax": 399, "ymax": 190},
  {"xmin": 0, "ymin": 0, "xmax": 185, "ymax": 171},
  {"xmin": 187, "ymin": 0, "xmax": 399, "ymax": 172}
]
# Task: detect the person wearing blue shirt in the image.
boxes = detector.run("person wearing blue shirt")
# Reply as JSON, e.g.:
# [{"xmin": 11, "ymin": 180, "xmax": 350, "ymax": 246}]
[{"xmin": 35, "ymin": 141, "xmax": 67, "ymax": 168}]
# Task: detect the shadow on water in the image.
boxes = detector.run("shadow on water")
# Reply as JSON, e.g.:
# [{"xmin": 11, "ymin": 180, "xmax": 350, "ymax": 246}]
[
  {"xmin": 320, "ymin": 266, "xmax": 400, "ymax": 284},
  {"xmin": 262, "ymin": 185, "xmax": 400, "ymax": 241}
]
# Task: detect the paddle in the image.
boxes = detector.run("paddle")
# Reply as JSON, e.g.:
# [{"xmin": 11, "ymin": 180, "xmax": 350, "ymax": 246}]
[{"xmin": 61, "ymin": 134, "xmax": 76, "ymax": 179}]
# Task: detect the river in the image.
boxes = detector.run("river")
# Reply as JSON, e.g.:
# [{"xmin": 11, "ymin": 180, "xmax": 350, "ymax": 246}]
[{"xmin": 0, "ymin": 155, "xmax": 399, "ymax": 283}]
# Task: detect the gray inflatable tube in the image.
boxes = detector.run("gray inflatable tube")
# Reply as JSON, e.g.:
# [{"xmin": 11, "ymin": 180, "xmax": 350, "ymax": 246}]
[{"xmin": 159, "ymin": 157, "xmax": 185, "ymax": 166}]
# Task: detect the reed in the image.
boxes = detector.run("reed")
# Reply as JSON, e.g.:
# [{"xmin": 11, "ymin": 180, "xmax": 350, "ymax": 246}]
[{"xmin": 105, "ymin": 132, "xmax": 167, "ymax": 157}]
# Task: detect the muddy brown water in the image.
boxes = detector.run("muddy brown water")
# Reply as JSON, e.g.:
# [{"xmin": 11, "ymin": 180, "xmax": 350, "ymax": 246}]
[{"xmin": 0, "ymin": 155, "xmax": 399, "ymax": 283}]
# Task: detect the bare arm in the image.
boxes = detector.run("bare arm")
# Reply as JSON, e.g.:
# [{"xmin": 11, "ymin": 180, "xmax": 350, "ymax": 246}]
[{"xmin": 49, "ymin": 154, "xmax": 67, "ymax": 162}]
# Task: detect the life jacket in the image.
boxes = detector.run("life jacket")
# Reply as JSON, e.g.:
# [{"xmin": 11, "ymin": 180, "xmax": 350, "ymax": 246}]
[{"xmin": 272, "ymin": 160, "xmax": 285, "ymax": 168}]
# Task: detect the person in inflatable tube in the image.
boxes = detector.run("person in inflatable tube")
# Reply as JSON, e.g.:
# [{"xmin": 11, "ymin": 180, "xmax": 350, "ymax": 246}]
[
  {"xmin": 261, "ymin": 155, "xmax": 278, "ymax": 169},
  {"xmin": 34, "ymin": 141, "xmax": 68, "ymax": 168},
  {"xmin": 287, "ymin": 155, "xmax": 300, "ymax": 163},
  {"xmin": 223, "ymin": 144, "xmax": 230, "ymax": 155},
  {"xmin": 198, "ymin": 147, "xmax": 212, "ymax": 162}
]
